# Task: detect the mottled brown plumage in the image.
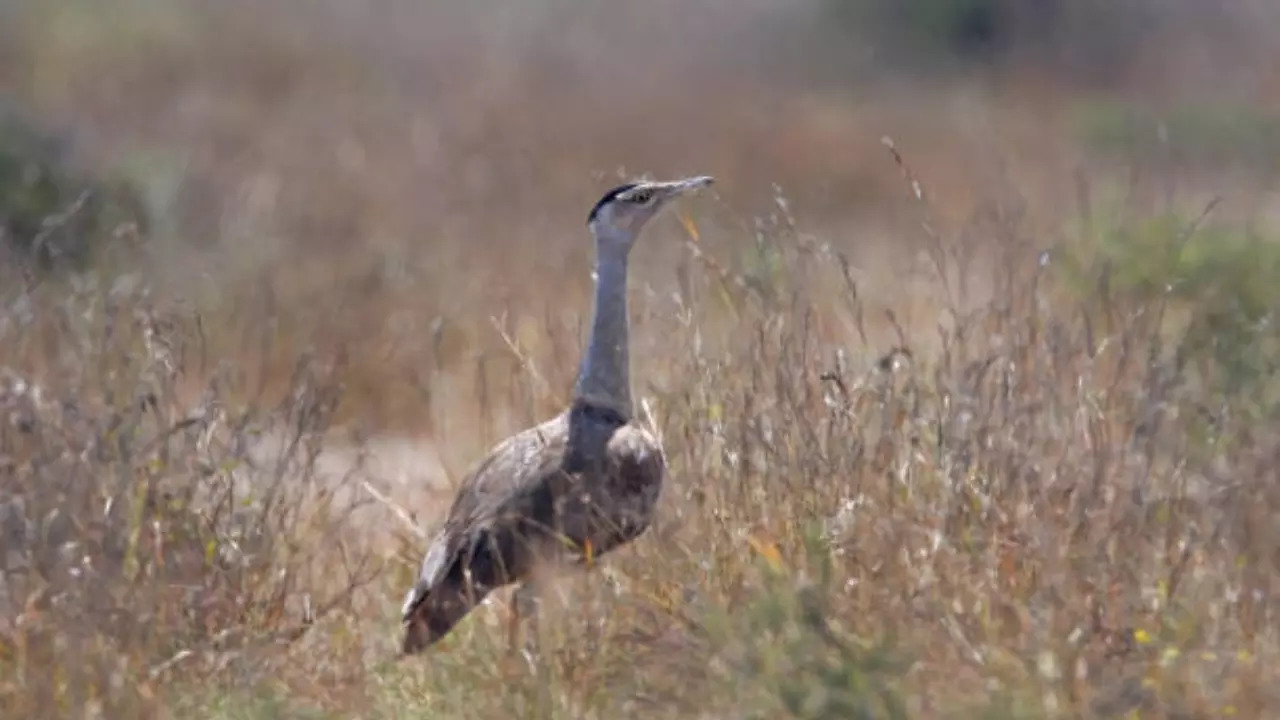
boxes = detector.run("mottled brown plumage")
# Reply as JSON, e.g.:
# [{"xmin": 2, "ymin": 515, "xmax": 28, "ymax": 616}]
[
  {"xmin": 399, "ymin": 402, "xmax": 664, "ymax": 653},
  {"xmin": 399, "ymin": 176, "xmax": 712, "ymax": 655}
]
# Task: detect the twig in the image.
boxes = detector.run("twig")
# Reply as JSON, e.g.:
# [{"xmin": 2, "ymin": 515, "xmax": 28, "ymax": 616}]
[
  {"xmin": 361, "ymin": 479, "xmax": 429, "ymax": 540},
  {"xmin": 147, "ymin": 649, "xmax": 195, "ymax": 680},
  {"xmin": 147, "ymin": 625, "xmax": 239, "ymax": 680},
  {"xmin": 31, "ymin": 189, "xmax": 94, "ymax": 261},
  {"xmin": 490, "ymin": 313, "xmax": 554, "ymax": 401},
  {"xmin": 147, "ymin": 559, "xmax": 379, "ymax": 680}
]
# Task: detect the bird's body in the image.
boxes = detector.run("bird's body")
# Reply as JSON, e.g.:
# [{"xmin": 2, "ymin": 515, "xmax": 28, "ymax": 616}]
[
  {"xmin": 399, "ymin": 402, "xmax": 664, "ymax": 652},
  {"xmin": 400, "ymin": 175, "xmax": 713, "ymax": 655}
]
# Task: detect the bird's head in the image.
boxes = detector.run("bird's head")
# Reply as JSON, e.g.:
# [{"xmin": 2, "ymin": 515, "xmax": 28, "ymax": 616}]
[{"xmin": 587, "ymin": 175, "xmax": 714, "ymax": 254}]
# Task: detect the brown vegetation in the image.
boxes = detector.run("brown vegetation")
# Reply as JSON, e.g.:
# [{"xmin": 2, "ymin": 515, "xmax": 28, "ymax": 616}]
[{"xmin": 3, "ymin": 1, "xmax": 1280, "ymax": 717}]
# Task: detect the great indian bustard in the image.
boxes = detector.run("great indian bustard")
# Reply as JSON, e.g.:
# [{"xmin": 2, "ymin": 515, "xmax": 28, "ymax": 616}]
[{"xmin": 400, "ymin": 175, "xmax": 715, "ymax": 655}]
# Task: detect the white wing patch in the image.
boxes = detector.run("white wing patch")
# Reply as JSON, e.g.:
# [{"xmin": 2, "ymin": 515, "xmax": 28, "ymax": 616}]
[
  {"xmin": 418, "ymin": 531, "xmax": 451, "ymax": 586},
  {"xmin": 401, "ymin": 530, "xmax": 451, "ymax": 618}
]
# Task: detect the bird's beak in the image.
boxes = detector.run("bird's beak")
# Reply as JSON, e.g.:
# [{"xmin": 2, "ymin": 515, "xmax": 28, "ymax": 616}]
[
  {"xmin": 666, "ymin": 175, "xmax": 715, "ymax": 196},
  {"xmin": 649, "ymin": 175, "xmax": 715, "ymax": 206}
]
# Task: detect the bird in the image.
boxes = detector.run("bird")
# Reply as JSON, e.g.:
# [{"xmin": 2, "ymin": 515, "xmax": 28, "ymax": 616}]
[{"xmin": 400, "ymin": 175, "xmax": 715, "ymax": 656}]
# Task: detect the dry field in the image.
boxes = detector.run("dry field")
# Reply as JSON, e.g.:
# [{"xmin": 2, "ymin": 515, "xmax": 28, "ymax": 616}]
[{"xmin": 3, "ymin": 2, "xmax": 1280, "ymax": 718}]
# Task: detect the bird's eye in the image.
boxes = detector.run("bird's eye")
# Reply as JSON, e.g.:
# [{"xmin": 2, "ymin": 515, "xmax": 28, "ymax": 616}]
[{"xmin": 630, "ymin": 190, "xmax": 654, "ymax": 205}]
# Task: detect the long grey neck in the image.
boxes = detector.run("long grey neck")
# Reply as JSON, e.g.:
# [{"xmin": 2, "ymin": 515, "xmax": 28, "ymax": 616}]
[{"xmin": 572, "ymin": 245, "xmax": 632, "ymax": 419}]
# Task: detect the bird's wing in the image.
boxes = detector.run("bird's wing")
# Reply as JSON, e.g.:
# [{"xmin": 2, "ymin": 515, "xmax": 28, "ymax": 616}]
[
  {"xmin": 606, "ymin": 422, "xmax": 666, "ymax": 485},
  {"xmin": 595, "ymin": 421, "xmax": 667, "ymax": 546},
  {"xmin": 401, "ymin": 412, "xmax": 570, "ymax": 620}
]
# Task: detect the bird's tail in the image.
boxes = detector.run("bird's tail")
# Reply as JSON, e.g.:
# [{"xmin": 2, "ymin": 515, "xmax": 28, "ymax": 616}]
[
  {"xmin": 400, "ymin": 580, "xmax": 438, "ymax": 655},
  {"xmin": 401, "ymin": 611, "xmax": 439, "ymax": 655},
  {"xmin": 400, "ymin": 578, "xmax": 431, "ymax": 623},
  {"xmin": 400, "ymin": 581, "xmax": 482, "ymax": 655}
]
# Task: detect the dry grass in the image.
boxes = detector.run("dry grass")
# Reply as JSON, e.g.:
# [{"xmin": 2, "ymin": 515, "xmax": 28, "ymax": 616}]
[
  {"xmin": 4, "ymin": 145, "xmax": 1279, "ymax": 718},
  {"xmin": 4, "ymin": 2, "xmax": 1280, "ymax": 718}
]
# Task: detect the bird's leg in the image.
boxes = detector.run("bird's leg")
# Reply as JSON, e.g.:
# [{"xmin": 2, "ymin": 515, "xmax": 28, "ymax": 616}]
[
  {"xmin": 512, "ymin": 579, "xmax": 544, "ymax": 668},
  {"xmin": 505, "ymin": 592, "xmax": 520, "ymax": 657},
  {"xmin": 498, "ymin": 583, "xmax": 532, "ymax": 679}
]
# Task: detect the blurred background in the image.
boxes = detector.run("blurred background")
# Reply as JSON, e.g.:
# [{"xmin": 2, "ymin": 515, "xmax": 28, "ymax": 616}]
[
  {"xmin": 3, "ymin": 0, "xmax": 1279, "ymax": 440},
  {"xmin": 6, "ymin": 3, "xmax": 1280, "ymax": 716}
]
